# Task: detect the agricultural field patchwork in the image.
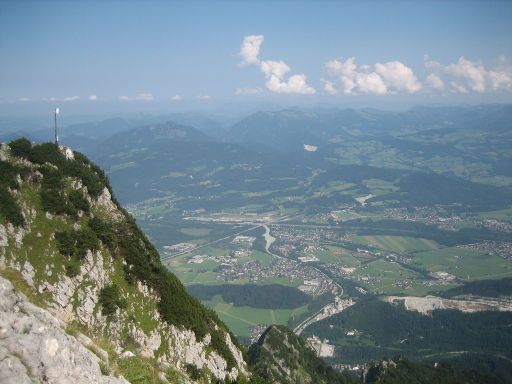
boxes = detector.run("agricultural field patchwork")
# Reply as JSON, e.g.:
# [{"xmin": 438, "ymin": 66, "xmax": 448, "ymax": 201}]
[{"xmin": 413, "ymin": 247, "xmax": 512, "ymax": 280}]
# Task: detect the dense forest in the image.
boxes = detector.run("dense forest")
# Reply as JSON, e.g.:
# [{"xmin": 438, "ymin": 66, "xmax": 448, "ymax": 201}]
[
  {"xmin": 438, "ymin": 277, "xmax": 512, "ymax": 298},
  {"xmin": 304, "ymin": 297, "xmax": 512, "ymax": 382},
  {"xmin": 187, "ymin": 283, "xmax": 310, "ymax": 309},
  {"xmin": 365, "ymin": 358, "xmax": 497, "ymax": 384}
]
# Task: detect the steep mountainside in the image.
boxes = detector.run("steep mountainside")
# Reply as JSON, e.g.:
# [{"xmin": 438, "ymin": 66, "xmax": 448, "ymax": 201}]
[
  {"xmin": 226, "ymin": 110, "xmax": 332, "ymax": 153},
  {"xmin": 248, "ymin": 325, "xmax": 358, "ymax": 384},
  {"xmin": 91, "ymin": 122, "xmax": 312, "ymax": 205},
  {"xmin": 0, "ymin": 139, "xmax": 248, "ymax": 383},
  {"xmin": 97, "ymin": 121, "xmax": 212, "ymax": 153}
]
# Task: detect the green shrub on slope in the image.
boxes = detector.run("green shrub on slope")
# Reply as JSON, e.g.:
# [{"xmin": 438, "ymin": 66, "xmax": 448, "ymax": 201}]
[
  {"xmin": 68, "ymin": 189, "xmax": 90, "ymax": 214},
  {"xmin": 0, "ymin": 160, "xmax": 26, "ymax": 227},
  {"xmin": 55, "ymin": 226, "xmax": 99, "ymax": 260},
  {"xmin": 0, "ymin": 187, "xmax": 25, "ymax": 227},
  {"xmin": 99, "ymin": 284, "xmax": 127, "ymax": 318}
]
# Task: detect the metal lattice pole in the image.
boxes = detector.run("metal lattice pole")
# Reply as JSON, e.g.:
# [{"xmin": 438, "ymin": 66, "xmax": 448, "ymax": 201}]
[{"xmin": 54, "ymin": 108, "xmax": 59, "ymax": 145}]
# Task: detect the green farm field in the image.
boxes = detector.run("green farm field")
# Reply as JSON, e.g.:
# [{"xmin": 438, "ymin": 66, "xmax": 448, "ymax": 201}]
[
  {"xmin": 203, "ymin": 295, "xmax": 309, "ymax": 337},
  {"xmin": 355, "ymin": 259, "xmax": 420, "ymax": 279},
  {"xmin": 167, "ymin": 249, "xmax": 224, "ymax": 284},
  {"xmin": 362, "ymin": 178, "xmax": 399, "ymax": 195},
  {"xmin": 312, "ymin": 245, "xmax": 361, "ymax": 265},
  {"xmin": 179, "ymin": 227, "xmax": 212, "ymax": 237},
  {"xmin": 412, "ymin": 247, "xmax": 512, "ymax": 281},
  {"xmin": 325, "ymin": 246, "xmax": 362, "ymax": 267},
  {"xmin": 350, "ymin": 235, "xmax": 440, "ymax": 253},
  {"xmin": 476, "ymin": 207, "xmax": 512, "ymax": 221},
  {"xmin": 237, "ymin": 250, "xmax": 273, "ymax": 266}
]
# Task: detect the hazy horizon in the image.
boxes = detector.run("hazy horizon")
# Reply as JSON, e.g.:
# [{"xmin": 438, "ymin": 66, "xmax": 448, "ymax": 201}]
[{"xmin": 2, "ymin": 1, "xmax": 512, "ymax": 118}]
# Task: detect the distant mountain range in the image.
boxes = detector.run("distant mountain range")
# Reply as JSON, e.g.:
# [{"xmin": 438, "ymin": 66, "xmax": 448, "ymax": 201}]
[{"xmin": 3, "ymin": 104, "xmax": 510, "ymax": 210}]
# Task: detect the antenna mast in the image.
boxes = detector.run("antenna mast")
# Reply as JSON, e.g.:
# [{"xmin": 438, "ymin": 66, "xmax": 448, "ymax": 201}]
[{"xmin": 54, "ymin": 108, "xmax": 60, "ymax": 145}]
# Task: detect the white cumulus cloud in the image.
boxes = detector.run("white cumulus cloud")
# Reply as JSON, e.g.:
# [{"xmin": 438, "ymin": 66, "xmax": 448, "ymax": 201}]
[
  {"xmin": 238, "ymin": 35, "xmax": 315, "ymax": 95},
  {"xmin": 119, "ymin": 93, "xmax": 154, "ymax": 101},
  {"xmin": 137, "ymin": 93, "xmax": 154, "ymax": 101},
  {"xmin": 355, "ymin": 72, "xmax": 388, "ymax": 94},
  {"xmin": 17, "ymin": 97, "xmax": 30, "ymax": 102},
  {"xmin": 424, "ymin": 55, "xmax": 443, "ymax": 72},
  {"xmin": 326, "ymin": 57, "xmax": 420, "ymax": 95},
  {"xmin": 171, "ymin": 95, "xmax": 183, "ymax": 101},
  {"xmin": 426, "ymin": 73, "xmax": 444, "ymax": 90},
  {"xmin": 265, "ymin": 73, "xmax": 316, "ymax": 95},
  {"xmin": 88, "ymin": 95, "xmax": 97, "ymax": 101},
  {"xmin": 196, "ymin": 95, "xmax": 210, "ymax": 100},
  {"xmin": 260, "ymin": 59, "xmax": 315, "ymax": 94},
  {"xmin": 424, "ymin": 56, "xmax": 512, "ymax": 93},
  {"xmin": 489, "ymin": 68, "xmax": 512, "ymax": 91},
  {"xmin": 239, "ymin": 35, "xmax": 264, "ymax": 66},
  {"xmin": 326, "ymin": 58, "xmax": 357, "ymax": 94},
  {"xmin": 63, "ymin": 95, "xmax": 79, "ymax": 101},
  {"xmin": 321, "ymin": 79, "xmax": 337, "ymax": 95},
  {"xmin": 235, "ymin": 87, "xmax": 261, "ymax": 95},
  {"xmin": 450, "ymin": 81, "xmax": 468, "ymax": 94},
  {"xmin": 260, "ymin": 60, "xmax": 290, "ymax": 79},
  {"xmin": 445, "ymin": 57, "xmax": 487, "ymax": 92},
  {"xmin": 375, "ymin": 61, "xmax": 421, "ymax": 93}
]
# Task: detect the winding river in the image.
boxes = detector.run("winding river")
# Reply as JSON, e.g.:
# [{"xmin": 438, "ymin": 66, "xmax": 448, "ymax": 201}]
[{"xmin": 262, "ymin": 225, "xmax": 275, "ymax": 253}]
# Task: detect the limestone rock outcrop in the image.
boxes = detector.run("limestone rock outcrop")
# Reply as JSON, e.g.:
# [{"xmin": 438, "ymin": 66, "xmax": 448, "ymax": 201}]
[{"xmin": 0, "ymin": 276, "xmax": 128, "ymax": 384}]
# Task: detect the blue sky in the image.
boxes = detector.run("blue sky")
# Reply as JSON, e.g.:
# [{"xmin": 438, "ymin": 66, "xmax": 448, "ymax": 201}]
[{"xmin": 1, "ymin": 0, "xmax": 512, "ymax": 114}]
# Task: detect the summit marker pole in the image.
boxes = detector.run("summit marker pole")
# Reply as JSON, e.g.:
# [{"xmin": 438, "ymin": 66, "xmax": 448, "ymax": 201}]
[{"xmin": 54, "ymin": 108, "xmax": 60, "ymax": 145}]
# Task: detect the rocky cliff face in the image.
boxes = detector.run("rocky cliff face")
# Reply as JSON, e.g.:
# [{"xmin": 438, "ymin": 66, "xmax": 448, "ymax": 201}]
[
  {"xmin": 0, "ymin": 275, "xmax": 128, "ymax": 384},
  {"xmin": 0, "ymin": 140, "xmax": 248, "ymax": 383}
]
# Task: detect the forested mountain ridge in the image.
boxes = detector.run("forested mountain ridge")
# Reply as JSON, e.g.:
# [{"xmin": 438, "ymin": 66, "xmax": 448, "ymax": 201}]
[{"xmin": 248, "ymin": 325, "xmax": 358, "ymax": 384}]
